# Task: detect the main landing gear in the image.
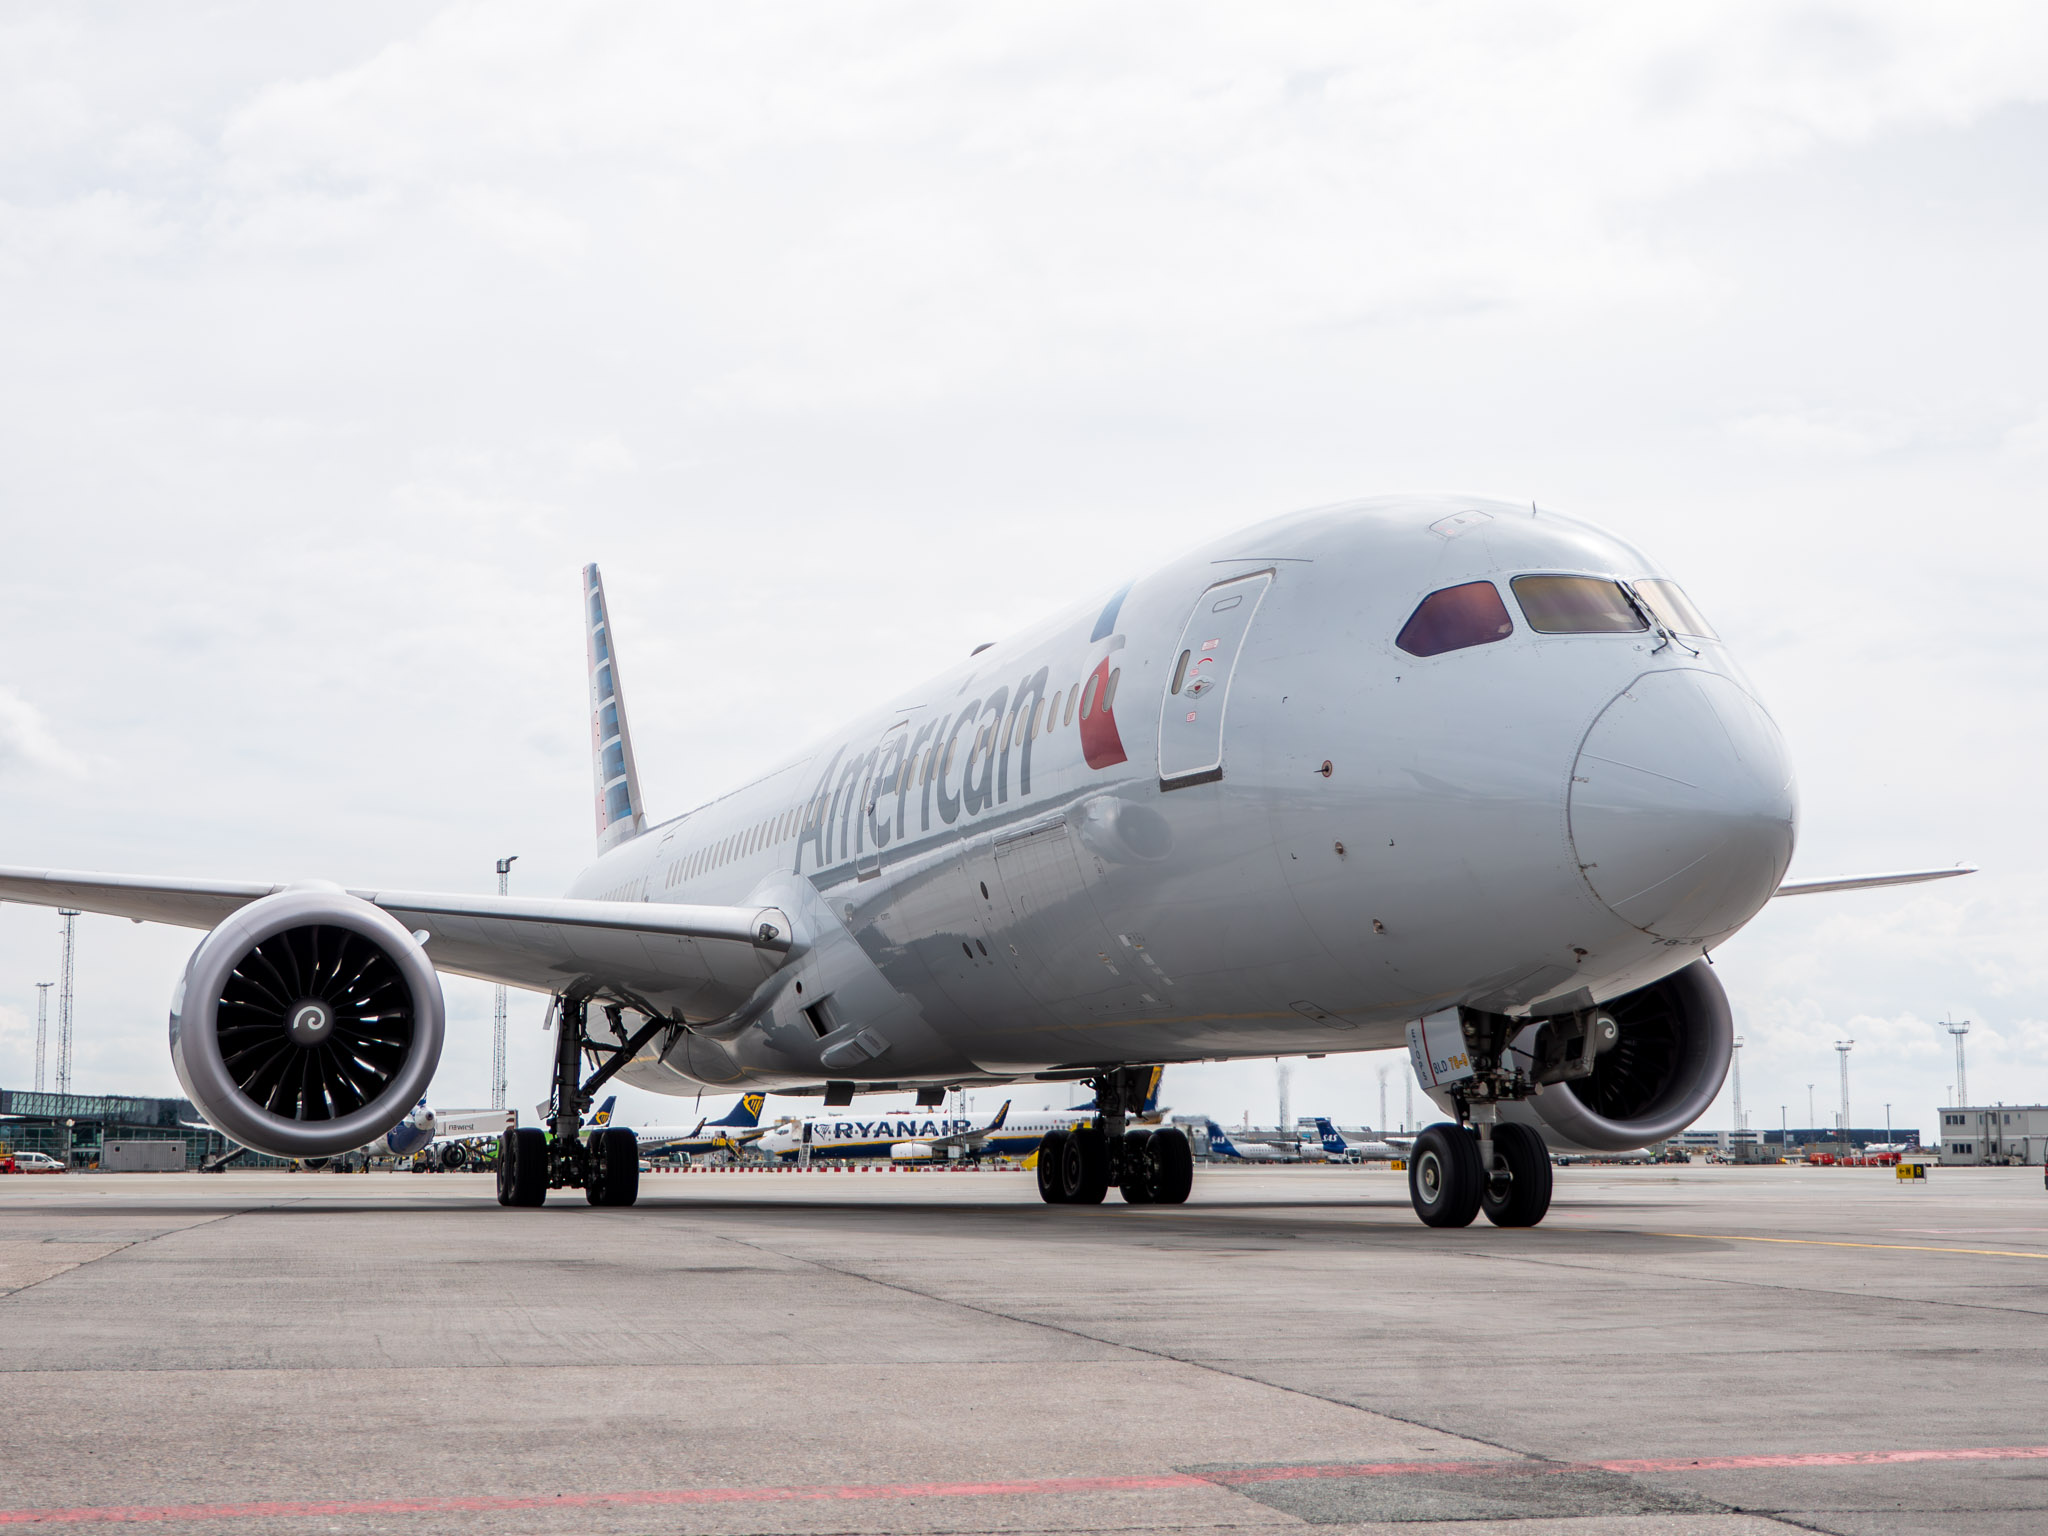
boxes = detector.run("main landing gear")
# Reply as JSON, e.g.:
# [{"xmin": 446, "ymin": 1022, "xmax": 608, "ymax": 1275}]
[
  {"xmin": 1036, "ymin": 1066, "xmax": 1194, "ymax": 1207},
  {"xmin": 498, "ymin": 994, "xmax": 666, "ymax": 1210},
  {"xmin": 1406, "ymin": 1004, "xmax": 1585, "ymax": 1229}
]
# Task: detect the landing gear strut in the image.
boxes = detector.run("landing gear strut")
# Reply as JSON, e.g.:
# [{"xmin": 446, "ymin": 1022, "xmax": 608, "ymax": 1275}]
[
  {"xmin": 1037, "ymin": 1066, "xmax": 1193, "ymax": 1207},
  {"xmin": 497, "ymin": 994, "xmax": 662, "ymax": 1209},
  {"xmin": 1407, "ymin": 1006, "xmax": 1575, "ymax": 1229}
]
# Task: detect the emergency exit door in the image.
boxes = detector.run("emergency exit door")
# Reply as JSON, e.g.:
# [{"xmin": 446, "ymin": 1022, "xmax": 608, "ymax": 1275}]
[{"xmin": 1156, "ymin": 571, "xmax": 1273, "ymax": 789}]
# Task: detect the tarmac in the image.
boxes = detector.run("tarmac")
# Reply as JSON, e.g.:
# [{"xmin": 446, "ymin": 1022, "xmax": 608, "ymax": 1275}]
[{"xmin": 1, "ymin": 1162, "xmax": 2044, "ymax": 1536}]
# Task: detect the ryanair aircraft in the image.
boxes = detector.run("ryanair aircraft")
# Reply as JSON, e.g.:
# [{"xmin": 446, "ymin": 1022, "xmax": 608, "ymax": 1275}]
[{"xmin": 0, "ymin": 495, "xmax": 1968, "ymax": 1225}]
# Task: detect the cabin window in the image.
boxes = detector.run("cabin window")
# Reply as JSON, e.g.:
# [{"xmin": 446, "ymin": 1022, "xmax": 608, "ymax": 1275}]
[
  {"xmin": 1635, "ymin": 578, "xmax": 1718, "ymax": 639},
  {"xmin": 1064, "ymin": 686, "xmax": 1078, "ymax": 727},
  {"xmin": 1028, "ymin": 699, "xmax": 1043, "ymax": 739},
  {"xmin": 1510, "ymin": 575, "xmax": 1647, "ymax": 635},
  {"xmin": 1102, "ymin": 667, "xmax": 1121, "ymax": 712},
  {"xmin": 1395, "ymin": 581, "xmax": 1514, "ymax": 657},
  {"xmin": 1048, "ymin": 689, "xmax": 1062, "ymax": 726},
  {"xmin": 1080, "ymin": 674, "xmax": 1100, "ymax": 720}
]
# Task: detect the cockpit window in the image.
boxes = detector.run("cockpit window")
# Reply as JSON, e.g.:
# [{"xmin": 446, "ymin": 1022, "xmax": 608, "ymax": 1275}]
[
  {"xmin": 1395, "ymin": 581, "xmax": 1514, "ymax": 657},
  {"xmin": 1510, "ymin": 575, "xmax": 1648, "ymax": 635},
  {"xmin": 1634, "ymin": 578, "xmax": 1718, "ymax": 640}
]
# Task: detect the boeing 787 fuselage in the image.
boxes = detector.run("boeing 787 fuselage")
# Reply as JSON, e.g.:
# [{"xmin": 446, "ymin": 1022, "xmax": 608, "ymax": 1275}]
[{"xmin": 0, "ymin": 493, "xmax": 1967, "ymax": 1226}]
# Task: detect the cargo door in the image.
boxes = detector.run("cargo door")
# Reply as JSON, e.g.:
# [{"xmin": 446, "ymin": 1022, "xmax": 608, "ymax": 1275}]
[{"xmin": 1157, "ymin": 571, "xmax": 1273, "ymax": 789}]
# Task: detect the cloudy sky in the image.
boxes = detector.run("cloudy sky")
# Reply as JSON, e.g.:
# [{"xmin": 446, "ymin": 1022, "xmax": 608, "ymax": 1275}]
[{"xmin": 2, "ymin": 3, "xmax": 2043, "ymax": 1141}]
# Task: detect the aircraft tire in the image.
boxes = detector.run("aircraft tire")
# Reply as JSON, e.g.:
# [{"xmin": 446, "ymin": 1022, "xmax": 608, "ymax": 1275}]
[
  {"xmin": 1408, "ymin": 1123, "xmax": 1482, "ymax": 1228},
  {"xmin": 499, "ymin": 1127, "xmax": 549, "ymax": 1207},
  {"xmin": 1119, "ymin": 1130, "xmax": 1156, "ymax": 1203},
  {"xmin": 1036, "ymin": 1131, "xmax": 1070, "ymax": 1203},
  {"xmin": 1061, "ymin": 1126, "xmax": 1110, "ymax": 1205},
  {"xmin": 1149, "ymin": 1127, "xmax": 1194, "ymax": 1205},
  {"xmin": 586, "ymin": 1129, "xmax": 641, "ymax": 1207},
  {"xmin": 1481, "ymin": 1122, "xmax": 1552, "ymax": 1227}
]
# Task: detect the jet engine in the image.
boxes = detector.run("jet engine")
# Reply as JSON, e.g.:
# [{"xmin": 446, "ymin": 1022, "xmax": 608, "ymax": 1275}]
[
  {"xmin": 1521, "ymin": 960, "xmax": 1733, "ymax": 1152},
  {"xmin": 169, "ymin": 887, "xmax": 445, "ymax": 1160}
]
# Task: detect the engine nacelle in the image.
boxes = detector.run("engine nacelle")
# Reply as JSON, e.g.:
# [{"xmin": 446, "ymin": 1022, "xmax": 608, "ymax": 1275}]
[
  {"xmin": 170, "ymin": 888, "xmax": 445, "ymax": 1160},
  {"xmin": 1521, "ymin": 960, "xmax": 1733, "ymax": 1152}
]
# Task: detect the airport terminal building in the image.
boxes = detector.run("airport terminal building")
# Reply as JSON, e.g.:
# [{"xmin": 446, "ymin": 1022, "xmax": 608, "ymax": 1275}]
[
  {"xmin": 0, "ymin": 1088, "xmax": 244, "ymax": 1169},
  {"xmin": 1938, "ymin": 1105, "xmax": 2048, "ymax": 1165}
]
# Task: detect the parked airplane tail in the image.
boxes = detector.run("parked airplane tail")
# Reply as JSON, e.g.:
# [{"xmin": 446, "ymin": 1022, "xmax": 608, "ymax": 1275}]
[
  {"xmin": 711, "ymin": 1092, "xmax": 767, "ymax": 1129},
  {"xmin": 1205, "ymin": 1121, "xmax": 1244, "ymax": 1158},
  {"xmin": 588, "ymin": 1095, "xmax": 617, "ymax": 1130},
  {"xmin": 1139, "ymin": 1067, "xmax": 1164, "ymax": 1115},
  {"xmin": 584, "ymin": 564, "xmax": 647, "ymax": 854},
  {"xmin": 1314, "ymin": 1116, "xmax": 1347, "ymax": 1154}
]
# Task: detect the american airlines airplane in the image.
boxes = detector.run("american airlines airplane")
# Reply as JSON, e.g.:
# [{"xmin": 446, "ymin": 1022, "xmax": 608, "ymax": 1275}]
[{"xmin": 0, "ymin": 495, "xmax": 1968, "ymax": 1225}]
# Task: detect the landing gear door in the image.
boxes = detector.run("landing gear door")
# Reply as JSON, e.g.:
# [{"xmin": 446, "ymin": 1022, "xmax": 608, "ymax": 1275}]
[{"xmin": 1157, "ymin": 571, "xmax": 1273, "ymax": 790}]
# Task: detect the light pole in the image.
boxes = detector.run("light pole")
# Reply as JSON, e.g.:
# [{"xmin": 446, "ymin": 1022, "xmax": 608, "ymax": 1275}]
[
  {"xmin": 33, "ymin": 981, "xmax": 52, "ymax": 1093},
  {"xmin": 491, "ymin": 856, "xmax": 518, "ymax": 1111},
  {"xmin": 1835, "ymin": 1040, "xmax": 1854, "ymax": 1150},
  {"xmin": 1377, "ymin": 1063, "xmax": 1389, "ymax": 1136},
  {"xmin": 1731, "ymin": 1035, "xmax": 1745, "ymax": 1143},
  {"xmin": 56, "ymin": 910, "xmax": 79, "ymax": 1096},
  {"xmin": 1943, "ymin": 1018, "xmax": 1971, "ymax": 1108},
  {"xmin": 1807, "ymin": 1084, "xmax": 1815, "ymax": 1140}
]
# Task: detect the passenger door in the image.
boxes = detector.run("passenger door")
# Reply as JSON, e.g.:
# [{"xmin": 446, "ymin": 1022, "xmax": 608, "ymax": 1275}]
[
  {"xmin": 1157, "ymin": 571, "xmax": 1274, "ymax": 789},
  {"xmin": 855, "ymin": 720, "xmax": 912, "ymax": 881}
]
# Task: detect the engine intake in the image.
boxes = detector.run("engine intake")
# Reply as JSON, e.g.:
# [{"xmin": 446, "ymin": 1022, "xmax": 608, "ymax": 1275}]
[
  {"xmin": 170, "ymin": 888, "xmax": 445, "ymax": 1159},
  {"xmin": 1523, "ymin": 961, "xmax": 1732, "ymax": 1151}
]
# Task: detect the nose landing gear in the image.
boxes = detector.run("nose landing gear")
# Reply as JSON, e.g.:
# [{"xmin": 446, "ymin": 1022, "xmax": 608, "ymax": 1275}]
[{"xmin": 1406, "ymin": 1006, "xmax": 1564, "ymax": 1228}]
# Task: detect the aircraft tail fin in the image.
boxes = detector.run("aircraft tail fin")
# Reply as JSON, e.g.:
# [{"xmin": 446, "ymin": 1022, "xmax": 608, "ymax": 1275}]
[
  {"xmin": 1315, "ymin": 1117, "xmax": 1347, "ymax": 1154},
  {"xmin": 589, "ymin": 1095, "xmax": 617, "ymax": 1130},
  {"xmin": 1139, "ymin": 1066, "xmax": 1164, "ymax": 1114},
  {"xmin": 1205, "ymin": 1120, "xmax": 1243, "ymax": 1158},
  {"xmin": 712, "ymin": 1092, "xmax": 766, "ymax": 1129},
  {"xmin": 585, "ymin": 564, "xmax": 648, "ymax": 855}
]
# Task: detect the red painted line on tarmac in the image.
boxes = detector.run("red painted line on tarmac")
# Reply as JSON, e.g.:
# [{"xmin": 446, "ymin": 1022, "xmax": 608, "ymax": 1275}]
[{"xmin": 4, "ymin": 1445, "xmax": 2045, "ymax": 1525}]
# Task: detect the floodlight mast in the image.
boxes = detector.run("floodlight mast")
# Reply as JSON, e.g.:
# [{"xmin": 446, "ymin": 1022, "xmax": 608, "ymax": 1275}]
[
  {"xmin": 1835, "ymin": 1040, "xmax": 1854, "ymax": 1148},
  {"xmin": 492, "ymin": 856, "xmax": 518, "ymax": 1112},
  {"xmin": 1943, "ymin": 1017, "xmax": 1971, "ymax": 1108},
  {"xmin": 1731, "ymin": 1035, "xmax": 1745, "ymax": 1137},
  {"xmin": 56, "ymin": 910, "xmax": 78, "ymax": 1096},
  {"xmin": 34, "ymin": 981, "xmax": 52, "ymax": 1093}
]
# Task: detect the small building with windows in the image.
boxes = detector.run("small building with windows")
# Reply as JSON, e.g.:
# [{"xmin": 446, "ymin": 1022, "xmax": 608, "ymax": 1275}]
[
  {"xmin": 0, "ymin": 1087, "xmax": 262, "ymax": 1169},
  {"xmin": 1938, "ymin": 1106, "xmax": 2048, "ymax": 1165}
]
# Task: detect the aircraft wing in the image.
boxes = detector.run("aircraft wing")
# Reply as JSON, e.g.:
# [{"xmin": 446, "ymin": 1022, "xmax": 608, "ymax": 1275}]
[
  {"xmin": 925, "ymin": 1100, "xmax": 1011, "ymax": 1150},
  {"xmin": 1772, "ymin": 866, "xmax": 1975, "ymax": 897},
  {"xmin": 0, "ymin": 865, "xmax": 794, "ymax": 1019}
]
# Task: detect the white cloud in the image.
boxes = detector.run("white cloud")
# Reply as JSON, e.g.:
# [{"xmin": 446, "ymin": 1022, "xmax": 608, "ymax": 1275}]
[{"xmin": 0, "ymin": 688, "xmax": 80, "ymax": 779}]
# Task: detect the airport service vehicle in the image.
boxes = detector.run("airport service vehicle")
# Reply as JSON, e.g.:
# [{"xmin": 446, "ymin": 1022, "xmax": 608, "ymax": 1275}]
[
  {"xmin": 0, "ymin": 495, "xmax": 1969, "ymax": 1225},
  {"xmin": 7, "ymin": 1150, "xmax": 66, "ymax": 1174},
  {"xmin": 629, "ymin": 1092, "xmax": 767, "ymax": 1163},
  {"xmin": 1312, "ymin": 1118, "xmax": 1412, "ymax": 1162}
]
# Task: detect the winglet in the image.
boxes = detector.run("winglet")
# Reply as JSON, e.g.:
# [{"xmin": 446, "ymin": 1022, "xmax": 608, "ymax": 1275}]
[{"xmin": 585, "ymin": 564, "xmax": 648, "ymax": 854}]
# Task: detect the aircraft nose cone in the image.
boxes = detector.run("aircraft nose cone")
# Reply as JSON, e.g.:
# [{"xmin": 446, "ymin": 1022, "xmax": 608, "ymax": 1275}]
[{"xmin": 1568, "ymin": 669, "xmax": 1797, "ymax": 943}]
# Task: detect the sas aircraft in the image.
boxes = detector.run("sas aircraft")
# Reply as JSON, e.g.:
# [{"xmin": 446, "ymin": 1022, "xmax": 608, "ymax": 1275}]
[
  {"xmin": 1203, "ymin": 1121, "xmax": 1310, "ymax": 1162},
  {"xmin": 0, "ymin": 495, "xmax": 1970, "ymax": 1226},
  {"xmin": 1312, "ymin": 1118, "xmax": 1413, "ymax": 1162}
]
